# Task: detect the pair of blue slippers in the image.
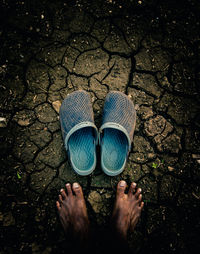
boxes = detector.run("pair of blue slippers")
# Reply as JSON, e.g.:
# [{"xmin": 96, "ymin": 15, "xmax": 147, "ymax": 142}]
[{"xmin": 60, "ymin": 90, "xmax": 136, "ymax": 176}]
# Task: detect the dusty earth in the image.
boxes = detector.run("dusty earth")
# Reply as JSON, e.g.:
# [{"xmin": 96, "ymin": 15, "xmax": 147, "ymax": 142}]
[{"xmin": 0, "ymin": 0, "xmax": 200, "ymax": 253}]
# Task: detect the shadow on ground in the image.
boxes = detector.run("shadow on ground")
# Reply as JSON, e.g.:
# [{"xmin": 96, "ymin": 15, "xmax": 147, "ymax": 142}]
[{"xmin": 0, "ymin": 0, "xmax": 200, "ymax": 253}]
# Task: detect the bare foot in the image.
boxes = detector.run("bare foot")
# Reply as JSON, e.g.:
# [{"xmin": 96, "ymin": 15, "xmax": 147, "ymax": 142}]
[
  {"xmin": 56, "ymin": 182, "xmax": 89, "ymax": 242},
  {"xmin": 111, "ymin": 180, "xmax": 144, "ymax": 240}
]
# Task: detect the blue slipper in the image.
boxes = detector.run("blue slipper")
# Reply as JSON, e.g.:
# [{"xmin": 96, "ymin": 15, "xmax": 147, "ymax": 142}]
[
  {"xmin": 99, "ymin": 91, "xmax": 136, "ymax": 176},
  {"xmin": 60, "ymin": 90, "xmax": 98, "ymax": 176}
]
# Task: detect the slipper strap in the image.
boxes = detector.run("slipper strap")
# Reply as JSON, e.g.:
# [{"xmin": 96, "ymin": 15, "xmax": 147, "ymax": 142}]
[
  {"xmin": 99, "ymin": 122, "xmax": 131, "ymax": 151},
  {"xmin": 63, "ymin": 121, "xmax": 98, "ymax": 151}
]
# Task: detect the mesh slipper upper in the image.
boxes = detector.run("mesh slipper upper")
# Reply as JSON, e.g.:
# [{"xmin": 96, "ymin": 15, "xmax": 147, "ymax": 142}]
[
  {"xmin": 100, "ymin": 91, "xmax": 136, "ymax": 176},
  {"xmin": 60, "ymin": 90, "xmax": 98, "ymax": 175}
]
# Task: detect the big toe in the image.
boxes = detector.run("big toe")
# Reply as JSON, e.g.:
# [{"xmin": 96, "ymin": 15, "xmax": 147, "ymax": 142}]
[
  {"xmin": 72, "ymin": 182, "xmax": 84, "ymax": 199},
  {"xmin": 116, "ymin": 180, "xmax": 127, "ymax": 197}
]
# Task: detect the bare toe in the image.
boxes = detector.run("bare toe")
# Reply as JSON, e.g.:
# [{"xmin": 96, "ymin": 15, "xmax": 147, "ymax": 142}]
[
  {"xmin": 128, "ymin": 182, "xmax": 137, "ymax": 196},
  {"xmin": 140, "ymin": 201, "xmax": 144, "ymax": 209},
  {"xmin": 66, "ymin": 183, "xmax": 72, "ymax": 196},
  {"xmin": 135, "ymin": 188, "xmax": 142, "ymax": 199},
  {"xmin": 59, "ymin": 194, "xmax": 63, "ymax": 203},
  {"xmin": 56, "ymin": 201, "xmax": 61, "ymax": 211},
  {"xmin": 116, "ymin": 180, "xmax": 127, "ymax": 197},
  {"xmin": 72, "ymin": 182, "xmax": 83, "ymax": 198},
  {"xmin": 138, "ymin": 194, "xmax": 142, "ymax": 203},
  {"xmin": 60, "ymin": 188, "xmax": 67, "ymax": 199}
]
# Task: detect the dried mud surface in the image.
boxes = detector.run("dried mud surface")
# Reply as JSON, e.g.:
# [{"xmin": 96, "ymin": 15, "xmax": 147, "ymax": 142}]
[{"xmin": 0, "ymin": 0, "xmax": 200, "ymax": 253}]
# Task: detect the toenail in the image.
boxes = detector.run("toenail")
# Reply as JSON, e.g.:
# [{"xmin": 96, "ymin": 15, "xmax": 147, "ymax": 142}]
[
  {"xmin": 120, "ymin": 180, "xmax": 126, "ymax": 187},
  {"xmin": 73, "ymin": 182, "xmax": 79, "ymax": 189}
]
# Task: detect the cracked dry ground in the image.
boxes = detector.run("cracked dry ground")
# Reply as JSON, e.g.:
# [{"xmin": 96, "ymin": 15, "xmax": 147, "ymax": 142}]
[{"xmin": 0, "ymin": 0, "xmax": 200, "ymax": 253}]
